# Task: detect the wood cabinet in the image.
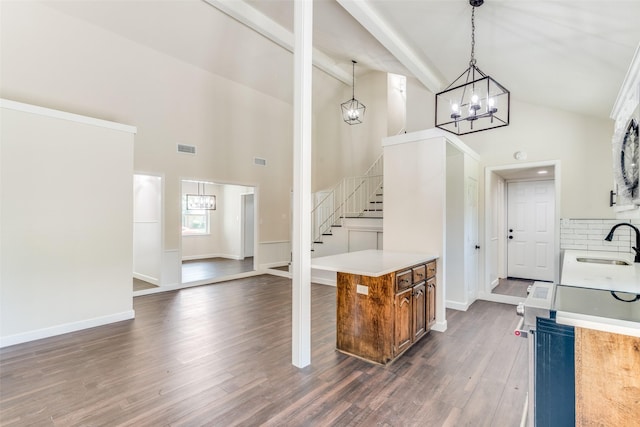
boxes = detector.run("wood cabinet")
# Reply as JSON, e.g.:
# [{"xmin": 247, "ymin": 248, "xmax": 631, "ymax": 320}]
[
  {"xmin": 575, "ymin": 328, "xmax": 640, "ymax": 427},
  {"xmin": 336, "ymin": 260, "xmax": 437, "ymax": 364}
]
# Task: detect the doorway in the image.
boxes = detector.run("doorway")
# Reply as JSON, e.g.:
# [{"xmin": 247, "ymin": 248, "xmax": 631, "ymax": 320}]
[
  {"xmin": 180, "ymin": 179, "xmax": 256, "ymax": 285},
  {"xmin": 483, "ymin": 162, "xmax": 560, "ymax": 303},
  {"xmin": 133, "ymin": 174, "xmax": 162, "ymax": 291}
]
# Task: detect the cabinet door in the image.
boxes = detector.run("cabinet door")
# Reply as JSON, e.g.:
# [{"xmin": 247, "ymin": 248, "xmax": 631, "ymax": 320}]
[
  {"xmin": 427, "ymin": 278, "xmax": 436, "ymax": 328},
  {"xmin": 394, "ymin": 287, "xmax": 412, "ymax": 355},
  {"xmin": 413, "ymin": 282, "xmax": 426, "ymax": 341}
]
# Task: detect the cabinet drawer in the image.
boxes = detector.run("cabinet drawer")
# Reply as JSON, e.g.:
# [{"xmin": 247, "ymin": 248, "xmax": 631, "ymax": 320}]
[
  {"xmin": 426, "ymin": 261, "xmax": 436, "ymax": 279},
  {"xmin": 396, "ymin": 270, "xmax": 412, "ymax": 291},
  {"xmin": 412, "ymin": 265, "xmax": 426, "ymax": 283}
]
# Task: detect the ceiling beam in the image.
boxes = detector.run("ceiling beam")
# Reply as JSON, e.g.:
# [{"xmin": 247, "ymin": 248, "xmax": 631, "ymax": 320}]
[
  {"xmin": 202, "ymin": 0, "xmax": 352, "ymax": 85},
  {"xmin": 336, "ymin": 0, "xmax": 446, "ymax": 93}
]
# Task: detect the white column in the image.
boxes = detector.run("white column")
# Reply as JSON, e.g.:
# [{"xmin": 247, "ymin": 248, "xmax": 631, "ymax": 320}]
[{"xmin": 291, "ymin": 0, "xmax": 312, "ymax": 368}]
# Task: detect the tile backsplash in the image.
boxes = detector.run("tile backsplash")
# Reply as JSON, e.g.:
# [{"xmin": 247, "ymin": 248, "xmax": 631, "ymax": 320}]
[{"xmin": 560, "ymin": 218, "xmax": 640, "ymax": 254}]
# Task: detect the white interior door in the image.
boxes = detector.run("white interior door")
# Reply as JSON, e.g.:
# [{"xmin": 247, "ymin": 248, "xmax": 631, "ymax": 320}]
[{"xmin": 507, "ymin": 180, "xmax": 555, "ymax": 281}]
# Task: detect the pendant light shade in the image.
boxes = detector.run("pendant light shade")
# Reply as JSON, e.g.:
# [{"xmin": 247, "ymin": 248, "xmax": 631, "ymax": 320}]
[
  {"xmin": 186, "ymin": 182, "xmax": 216, "ymax": 210},
  {"xmin": 435, "ymin": 0, "xmax": 510, "ymax": 135},
  {"xmin": 341, "ymin": 60, "xmax": 366, "ymax": 125}
]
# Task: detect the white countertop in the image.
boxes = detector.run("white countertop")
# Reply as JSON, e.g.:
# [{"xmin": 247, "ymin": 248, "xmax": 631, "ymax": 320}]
[
  {"xmin": 560, "ymin": 250, "xmax": 640, "ymax": 293},
  {"xmin": 556, "ymin": 250, "xmax": 640, "ymax": 337},
  {"xmin": 310, "ymin": 249, "xmax": 437, "ymax": 277}
]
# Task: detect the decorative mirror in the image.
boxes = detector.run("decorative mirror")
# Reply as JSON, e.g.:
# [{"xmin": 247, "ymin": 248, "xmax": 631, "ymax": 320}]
[{"xmin": 620, "ymin": 116, "xmax": 639, "ymax": 197}]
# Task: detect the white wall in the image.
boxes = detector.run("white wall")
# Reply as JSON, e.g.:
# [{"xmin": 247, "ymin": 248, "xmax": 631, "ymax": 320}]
[
  {"xmin": 387, "ymin": 73, "xmax": 407, "ymax": 136},
  {"xmin": 312, "ymin": 71, "xmax": 389, "ymax": 192},
  {"xmin": 487, "ymin": 172, "xmax": 506, "ymax": 289},
  {"xmin": 407, "ymin": 87, "xmax": 614, "ymax": 219},
  {"xmin": 0, "ymin": 2, "xmax": 394, "ymax": 272},
  {"xmin": 1, "ymin": 101, "xmax": 135, "ymax": 347},
  {"xmin": 0, "ymin": 1, "xmax": 292, "ymax": 265},
  {"xmin": 133, "ymin": 174, "xmax": 162, "ymax": 284},
  {"xmin": 446, "ymin": 149, "xmax": 465, "ymax": 305},
  {"xmin": 383, "ymin": 133, "xmax": 447, "ymax": 331}
]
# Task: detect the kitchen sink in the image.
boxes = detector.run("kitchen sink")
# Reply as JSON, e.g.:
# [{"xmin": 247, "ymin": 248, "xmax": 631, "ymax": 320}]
[{"xmin": 576, "ymin": 257, "xmax": 631, "ymax": 266}]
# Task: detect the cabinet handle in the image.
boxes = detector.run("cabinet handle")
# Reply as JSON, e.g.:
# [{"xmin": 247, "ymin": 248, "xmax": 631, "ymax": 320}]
[
  {"xmin": 417, "ymin": 273, "xmax": 424, "ymax": 278},
  {"xmin": 401, "ymin": 278, "xmax": 409, "ymax": 284}
]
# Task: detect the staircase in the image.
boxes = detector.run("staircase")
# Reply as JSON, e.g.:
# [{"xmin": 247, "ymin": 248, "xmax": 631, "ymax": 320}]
[{"xmin": 311, "ymin": 155, "xmax": 383, "ymax": 256}]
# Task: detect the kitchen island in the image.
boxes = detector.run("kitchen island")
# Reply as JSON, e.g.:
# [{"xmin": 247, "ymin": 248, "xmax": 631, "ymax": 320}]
[
  {"xmin": 311, "ymin": 250, "xmax": 438, "ymax": 364},
  {"xmin": 556, "ymin": 249, "xmax": 640, "ymax": 427}
]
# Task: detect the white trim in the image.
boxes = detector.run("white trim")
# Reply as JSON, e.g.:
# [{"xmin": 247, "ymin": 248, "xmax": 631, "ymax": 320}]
[
  {"xmin": 336, "ymin": 0, "xmax": 445, "ymax": 92},
  {"xmin": 431, "ymin": 320, "xmax": 448, "ymax": 333},
  {"xmin": 446, "ymin": 300, "xmax": 471, "ymax": 312},
  {"xmin": 482, "ymin": 160, "xmax": 561, "ymax": 302},
  {"xmin": 476, "ymin": 291, "xmax": 523, "ymax": 306},
  {"xmin": 0, "ymin": 310, "xmax": 135, "ymax": 348},
  {"xmin": 181, "ymin": 253, "xmax": 243, "ymax": 261},
  {"xmin": 382, "ymin": 128, "xmax": 481, "ymax": 161},
  {"xmin": 133, "ymin": 272, "xmax": 159, "ymax": 286},
  {"xmin": 264, "ymin": 268, "xmax": 291, "ymax": 279},
  {"xmin": 260, "ymin": 261, "xmax": 290, "ymax": 269},
  {"xmin": 0, "ymin": 98, "xmax": 137, "ymax": 134},
  {"xmin": 134, "ymin": 270, "xmax": 263, "ymax": 297},
  {"xmin": 202, "ymin": 0, "xmax": 351, "ymax": 85}
]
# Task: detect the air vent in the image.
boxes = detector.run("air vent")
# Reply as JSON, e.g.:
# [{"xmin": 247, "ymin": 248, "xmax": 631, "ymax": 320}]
[
  {"xmin": 254, "ymin": 157, "xmax": 267, "ymax": 166},
  {"xmin": 177, "ymin": 144, "xmax": 196, "ymax": 155}
]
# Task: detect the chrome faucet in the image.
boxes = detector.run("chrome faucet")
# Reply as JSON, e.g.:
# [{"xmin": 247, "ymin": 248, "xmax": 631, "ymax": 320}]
[{"xmin": 604, "ymin": 222, "xmax": 640, "ymax": 263}]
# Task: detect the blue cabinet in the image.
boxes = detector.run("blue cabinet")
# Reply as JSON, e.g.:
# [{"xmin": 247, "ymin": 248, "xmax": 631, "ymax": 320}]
[{"xmin": 535, "ymin": 316, "xmax": 575, "ymax": 427}]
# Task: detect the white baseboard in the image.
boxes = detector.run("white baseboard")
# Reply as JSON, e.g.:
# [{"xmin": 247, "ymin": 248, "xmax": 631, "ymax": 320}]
[
  {"xmin": 263, "ymin": 268, "xmax": 291, "ymax": 279},
  {"xmin": 476, "ymin": 292, "xmax": 522, "ymax": 306},
  {"xmin": 431, "ymin": 320, "xmax": 448, "ymax": 333},
  {"xmin": 446, "ymin": 300, "xmax": 472, "ymax": 311},
  {"xmin": 0, "ymin": 310, "xmax": 135, "ymax": 348},
  {"xmin": 133, "ymin": 271, "xmax": 263, "ymax": 297},
  {"xmin": 260, "ymin": 261, "xmax": 289, "ymax": 269},
  {"xmin": 182, "ymin": 253, "xmax": 242, "ymax": 261},
  {"xmin": 311, "ymin": 276, "xmax": 336, "ymax": 286},
  {"xmin": 133, "ymin": 272, "xmax": 159, "ymax": 285}
]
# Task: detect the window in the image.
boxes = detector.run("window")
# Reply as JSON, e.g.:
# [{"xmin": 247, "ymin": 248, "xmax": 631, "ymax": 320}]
[{"xmin": 182, "ymin": 195, "xmax": 210, "ymax": 236}]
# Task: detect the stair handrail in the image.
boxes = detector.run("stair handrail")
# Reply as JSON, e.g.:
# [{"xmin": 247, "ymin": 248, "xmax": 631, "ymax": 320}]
[{"xmin": 311, "ymin": 154, "xmax": 383, "ymax": 245}]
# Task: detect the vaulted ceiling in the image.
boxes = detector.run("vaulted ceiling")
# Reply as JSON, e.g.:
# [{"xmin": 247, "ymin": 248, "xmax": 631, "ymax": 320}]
[{"xmin": 44, "ymin": 0, "xmax": 640, "ymax": 119}]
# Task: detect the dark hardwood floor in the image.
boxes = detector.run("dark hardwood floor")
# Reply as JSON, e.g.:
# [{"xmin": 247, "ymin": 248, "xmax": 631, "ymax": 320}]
[
  {"xmin": 0, "ymin": 275, "xmax": 526, "ymax": 426},
  {"xmin": 491, "ymin": 277, "xmax": 534, "ymax": 298},
  {"xmin": 133, "ymin": 277, "xmax": 158, "ymax": 292},
  {"xmin": 182, "ymin": 257, "xmax": 254, "ymax": 283}
]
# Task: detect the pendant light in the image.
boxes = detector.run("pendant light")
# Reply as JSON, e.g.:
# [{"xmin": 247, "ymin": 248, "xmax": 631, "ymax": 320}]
[
  {"xmin": 186, "ymin": 182, "xmax": 216, "ymax": 210},
  {"xmin": 435, "ymin": 0, "xmax": 510, "ymax": 135},
  {"xmin": 341, "ymin": 60, "xmax": 366, "ymax": 125}
]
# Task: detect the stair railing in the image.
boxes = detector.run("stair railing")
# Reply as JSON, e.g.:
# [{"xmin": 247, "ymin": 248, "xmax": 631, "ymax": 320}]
[{"xmin": 311, "ymin": 154, "xmax": 383, "ymax": 244}]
